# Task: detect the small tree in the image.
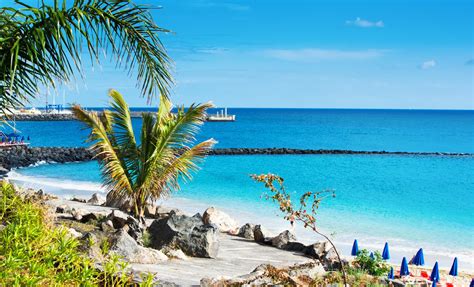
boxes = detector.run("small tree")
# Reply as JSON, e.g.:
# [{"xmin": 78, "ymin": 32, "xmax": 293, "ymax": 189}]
[
  {"xmin": 73, "ymin": 89, "xmax": 216, "ymax": 221},
  {"xmin": 251, "ymin": 173, "xmax": 347, "ymax": 286}
]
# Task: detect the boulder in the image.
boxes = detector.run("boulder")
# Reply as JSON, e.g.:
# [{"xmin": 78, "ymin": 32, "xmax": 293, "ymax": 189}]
[
  {"xmin": 71, "ymin": 197, "xmax": 86, "ymax": 203},
  {"xmin": 155, "ymin": 205, "xmax": 183, "ymax": 219},
  {"xmin": 109, "ymin": 229, "xmax": 167, "ymax": 264},
  {"xmin": 100, "ymin": 220, "xmax": 115, "ymax": 233},
  {"xmin": 305, "ymin": 241, "xmax": 332, "ymax": 259},
  {"xmin": 148, "ymin": 213, "xmax": 219, "ymax": 258},
  {"xmin": 237, "ymin": 223, "xmax": 255, "ymax": 239},
  {"xmin": 71, "ymin": 208, "xmax": 87, "ymax": 221},
  {"xmin": 144, "ymin": 204, "xmax": 157, "ymax": 218},
  {"xmin": 87, "ymin": 193, "xmax": 106, "ymax": 206},
  {"xmin": 80, "ymin": 212, "xmax": 99, "ymax": 223},
  {"xmin": 287, "ymin": 261, "xmax": 326, "ymax": 281},
  {"xmin": 253, "ymin": 225, "xmax": 273, "ymax": 244},
  {"xmin": 105, "ymin": 192, "xmax": 131, "ymax": 212},
  {"xmin": 125, "ymin": 216, "xmax": 145, "ymax": 245},
  {"xmin": 202, "ymin": 207, "xmax": 239, "ymax": 234},
  {"xmin": 162, "ymin": 248, "xmax": 188, "ymax": 260},
  {"xmin": 107, "ymin": 210, "xmax": 129, "ymax": 229},
  {"xmin": 66, "ymin": 228, "xmax": 82, "ymax": 238},
  {"xmin": 304, "ymin": 241, "xmax": 345, "ymax": 269},
  {"xmin": 271, "ymin": 230, "xmax": 297, "ymax": 249},
  {"xmin": 55, "ymin": 204, "xmax": 72, "ymax": 214}
]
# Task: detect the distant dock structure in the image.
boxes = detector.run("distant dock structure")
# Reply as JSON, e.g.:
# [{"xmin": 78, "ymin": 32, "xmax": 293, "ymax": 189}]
[{"xmin": 207, "ymin": 108, "xmax": 236, "ymax": 122}]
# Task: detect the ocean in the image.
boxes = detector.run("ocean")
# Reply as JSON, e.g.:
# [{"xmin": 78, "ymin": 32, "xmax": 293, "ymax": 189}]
[{"xmin": 6, "ymin": 108, "xmax": 474, "ymax": 270}]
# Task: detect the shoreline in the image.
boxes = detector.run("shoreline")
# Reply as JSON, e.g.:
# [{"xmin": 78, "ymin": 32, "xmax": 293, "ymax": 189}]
[{"xmin": 7, "ymin": 168, "xmax": 474, "ymax": 273}]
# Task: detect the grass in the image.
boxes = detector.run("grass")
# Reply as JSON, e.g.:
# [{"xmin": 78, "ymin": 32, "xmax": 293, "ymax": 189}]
[{"xmin": 0, "ymin": 181, "xmax": 154, "ymax": 286}]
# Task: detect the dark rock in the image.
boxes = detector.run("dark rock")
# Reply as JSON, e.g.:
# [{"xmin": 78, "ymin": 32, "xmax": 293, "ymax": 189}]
[
  {"xmin": 238, "ymin": 223, "xmax": 255, "ymax": 240},
  {"xmin": 80, "ymin": 212, "xmax": 99, "ymax": 223},
  {"xmin": 125, "ymin": 216, "xmax": 145, "ymax": 245},
  {"xmin": 253, "ymin": 225, "xmax": 272, "ymax": 245},
  {"xmin": 148, "ymin": 213, "xmax": 219, "ymax": 258},
  {"xmin": 271, "ymin": 230, "xmax": 297, "ymax": 249},
  {"xmin": 55, "ymin": 204, "xmax": 71, "ymax": 214},
  {"xmin": 107, "ymin": 210, "xmax": 129, "ymax": 229},
  {"xmin": 144, "ymin": 204, "xmax": 157, "ymax": 218},
  {"xmin": 71, "ymin": 197, "xmax": 86, "ymax": 203},
  {"xmin": 282, "ymin": 241, "xmax": 307, "ymax": 252}
]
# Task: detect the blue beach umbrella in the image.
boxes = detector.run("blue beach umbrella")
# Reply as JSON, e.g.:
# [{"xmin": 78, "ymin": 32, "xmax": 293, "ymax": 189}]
[
  {"xmin": 382, "ymin": 242, "xmax": 390, "ymax": 260},
  {"xmin": 430, "ymin": 262, "xmax": 440, "ymax": 283},
  {"xmin": 351, "ymin": 239, "xmax": 359, "ymax": 256},
  {"xmin": 400, "ymin": 257, "xmax": 410, "ymax": 276},
  {"xmin": 449, "ymin": 257, "xmax": 458, "ymax": 276},
  {"xmin": 388, "ymin": 267, "xmax": 394, "ymax": 279},
  {"xmin": 370, "ymin": 252, "xmax": 375, "ymax": 260},
  {"xmin": 411, "ymin": 248, "xmax": 425, "ymax": 266}
]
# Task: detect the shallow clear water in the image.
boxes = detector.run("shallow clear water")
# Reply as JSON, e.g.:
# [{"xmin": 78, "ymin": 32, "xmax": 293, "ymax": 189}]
[{"xmin": 6, "ymin": 108, "xmax": 474, "ymax": 269}]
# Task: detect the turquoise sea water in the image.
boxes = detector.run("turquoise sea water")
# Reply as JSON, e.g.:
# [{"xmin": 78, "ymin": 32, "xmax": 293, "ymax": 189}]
[{"xmin": 7, "ymin": 109, "xmax": 474, "ymax": 269}]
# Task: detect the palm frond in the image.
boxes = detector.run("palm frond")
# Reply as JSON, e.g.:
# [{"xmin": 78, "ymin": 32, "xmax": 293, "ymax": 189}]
[
  {"xmin": 0, "ymin": 0, "xmax": 173, "ymax": 114},
  {"xmin": 71, "ymin": 105, "xmax": 134, "ymax": 199},
  {"xmin": 143, "ymin": 139, "xmax": 217, "ymax": 201}
]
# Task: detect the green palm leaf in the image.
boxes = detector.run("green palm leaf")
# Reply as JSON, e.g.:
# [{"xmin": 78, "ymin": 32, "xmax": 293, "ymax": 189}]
[
  {"xmin": 74, "ymin": 90, "xmax": 216, "ymax": 219},
  {"xmin": 0, "ymin": 0, "xmax": 173, "ymax": 115}
]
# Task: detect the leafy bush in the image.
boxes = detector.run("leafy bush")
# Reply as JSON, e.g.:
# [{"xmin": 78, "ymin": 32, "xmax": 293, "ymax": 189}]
[
  {"xmin": 0, "ymin": 181, "xmax": 152, "ymax": 286},
  {"xmin": 351, "ymin": 249, "xmax": 391, "ymax": 276}
]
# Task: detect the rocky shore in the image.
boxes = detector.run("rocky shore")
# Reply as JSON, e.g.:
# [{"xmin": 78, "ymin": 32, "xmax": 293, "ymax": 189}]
[
  {"xmin": 1, "ymin": 146, "xmax": 472, "ymax": 178},
  {"xmin": 0, "ymin": 146, "xmax": 92, "ymax": 171}
]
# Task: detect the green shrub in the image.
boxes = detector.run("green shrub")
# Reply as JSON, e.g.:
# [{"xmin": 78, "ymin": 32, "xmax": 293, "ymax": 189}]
[
  {"xmin": 351, "ymin": 249, "xmax": 390, "ymax": 276},
  {"xmin": 0, "ymin": 181, "xmax": 153, "ymax": 286}
]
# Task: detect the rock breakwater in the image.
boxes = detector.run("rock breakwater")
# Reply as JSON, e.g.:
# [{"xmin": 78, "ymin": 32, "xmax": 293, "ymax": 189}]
[{"xmin": 1, "ymin": 146, "xmax": 471, "ymax": 176}]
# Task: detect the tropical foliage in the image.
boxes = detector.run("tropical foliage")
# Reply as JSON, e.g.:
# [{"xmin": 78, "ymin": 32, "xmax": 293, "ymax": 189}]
[
  {"xmin": 0, "ymin": 181, "xmax": 155, "ymax": 286},
  {"xmin": 351, "ymin": 249, "xmax": 390, "ymax": 276},
  {"xmin": 0, "ymin": 0, "xmax": 172, "ymax": 114},
  {"xmin": 72, "ymin": 89, "xmax": 216, "ymax": 219}
]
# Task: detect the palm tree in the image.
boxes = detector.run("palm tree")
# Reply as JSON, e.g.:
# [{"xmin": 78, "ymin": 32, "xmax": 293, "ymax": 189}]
[
  {"xmin": 0, "ymin": 0, "xmax": 172, "ymax": 114},
  {"xmin": 72, "ymin": 89, "xmax": 216, "ymax": 219}
]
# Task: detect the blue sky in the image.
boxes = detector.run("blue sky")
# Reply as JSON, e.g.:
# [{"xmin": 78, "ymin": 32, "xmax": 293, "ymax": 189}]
[{"xmin": 9, "ymin": 0, "xmax": 474, "ymax": 109}]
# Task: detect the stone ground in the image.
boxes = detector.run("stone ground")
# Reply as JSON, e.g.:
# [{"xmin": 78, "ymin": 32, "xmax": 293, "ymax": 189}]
[
  {"xmin": 46, "ymin": 199, "xmax": 312, "ymax": 286},
  {"xmin": 130, "ymin": 234, "xmax": 311, "ymax": 286}
]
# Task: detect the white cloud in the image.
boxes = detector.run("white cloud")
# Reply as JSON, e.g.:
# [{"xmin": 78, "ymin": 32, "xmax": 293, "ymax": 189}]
[
  {"xmin": 419, "ymin": 60, "xmax": 436, "ymax": 70},
  {"xmin": 346, "ymin": 17, "xmax": 384, "ymax": 28},
  {"xmin": 264, "ymin": 48, "xmax": 385, "ymax": 61}
]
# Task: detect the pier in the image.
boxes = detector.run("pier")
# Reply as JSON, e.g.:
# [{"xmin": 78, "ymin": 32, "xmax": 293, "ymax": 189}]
[{"xmin": 2, "ymin": 110, "xmax": 236, "ymax": 122}]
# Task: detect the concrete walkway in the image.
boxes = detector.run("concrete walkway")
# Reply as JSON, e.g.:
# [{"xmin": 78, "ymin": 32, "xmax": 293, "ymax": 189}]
[{"xmin": 130, "ymin": 234, "xmax": 311, "ymax": 286}]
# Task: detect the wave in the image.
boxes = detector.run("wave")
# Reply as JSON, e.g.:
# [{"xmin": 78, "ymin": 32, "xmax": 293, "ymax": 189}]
[{"xmin": 7, "ymin": 170, "xmax": 104, "ymax": 193}]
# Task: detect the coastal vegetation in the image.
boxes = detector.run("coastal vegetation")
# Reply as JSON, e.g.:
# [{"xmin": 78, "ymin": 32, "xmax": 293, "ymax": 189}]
[
  {"xmin": 0, "ymin": 0, "xmax": 172, "ymax": 114},
  {"xmin": 0, "ymin": 181, "xmax": 153, "ymax": 286},
  {"xmin": 72, "ymin": 90, "xmax": 216, "ymax": 220}
]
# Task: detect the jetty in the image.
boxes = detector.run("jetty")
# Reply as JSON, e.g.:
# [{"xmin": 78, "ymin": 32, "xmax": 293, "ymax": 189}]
[{"xmin": 2, "ymin": 109, "xmax": 236, "ymax": 122}]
